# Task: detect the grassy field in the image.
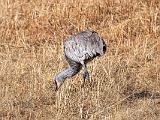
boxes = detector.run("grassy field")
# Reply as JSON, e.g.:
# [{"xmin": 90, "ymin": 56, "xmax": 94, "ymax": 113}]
[{"xmin": 0, "ymin": 0, "xmax": 160, "ymax": 120}]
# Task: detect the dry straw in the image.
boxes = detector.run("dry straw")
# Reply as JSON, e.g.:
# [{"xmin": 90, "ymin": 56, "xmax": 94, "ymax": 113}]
[{"xmin": 0, "ymin": 0, "xmax": 160, "ymax": 119}]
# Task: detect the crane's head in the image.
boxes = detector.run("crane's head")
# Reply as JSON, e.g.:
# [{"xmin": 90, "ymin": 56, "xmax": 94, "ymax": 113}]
[{"xmin": 54, "ymin": 74, "xmax": 63, "ymax": 91}]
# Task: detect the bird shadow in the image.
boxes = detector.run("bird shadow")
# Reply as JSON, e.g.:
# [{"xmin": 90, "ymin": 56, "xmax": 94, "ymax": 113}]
[{"xmin": 126, "ymin": 90, "xmax": 160, "ymax": 101}]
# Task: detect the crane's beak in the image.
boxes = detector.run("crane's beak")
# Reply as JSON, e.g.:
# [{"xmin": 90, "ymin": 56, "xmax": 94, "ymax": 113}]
[{"xmin": 55, "ymin": 80, "xmax": 58, "ymax": 91}]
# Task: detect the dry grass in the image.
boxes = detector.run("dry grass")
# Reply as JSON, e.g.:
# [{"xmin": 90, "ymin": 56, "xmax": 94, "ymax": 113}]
[{"xmin": 0, "ymin": 0, "xmax": 160, "ymax": 120}]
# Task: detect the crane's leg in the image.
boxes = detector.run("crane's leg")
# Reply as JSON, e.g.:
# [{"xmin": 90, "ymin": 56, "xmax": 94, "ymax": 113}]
[{"xmin": 81, "ymin": 62, "xmax": 91, "ymax": 88}]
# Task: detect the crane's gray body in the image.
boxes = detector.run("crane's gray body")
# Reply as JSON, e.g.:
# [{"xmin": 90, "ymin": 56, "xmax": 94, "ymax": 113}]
[
  {"xmin": 64, "ymin": 30, "xmax": 105, "ymax": 64},
  {"xmin": 55, "ymin": 30, "xmax": 107, "ymax": 90}
]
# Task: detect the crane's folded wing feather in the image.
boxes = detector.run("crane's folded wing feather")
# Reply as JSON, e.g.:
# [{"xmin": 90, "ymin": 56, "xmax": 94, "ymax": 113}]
[{"xmin": 64, "ymin": 30, "xmax": 105, "ymax": 63}]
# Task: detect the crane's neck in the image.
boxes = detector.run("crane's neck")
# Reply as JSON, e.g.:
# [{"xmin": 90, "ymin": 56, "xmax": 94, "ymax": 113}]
[{"xmin": 55, "ymin": 65, "xmax": 81, "ymax": 88}]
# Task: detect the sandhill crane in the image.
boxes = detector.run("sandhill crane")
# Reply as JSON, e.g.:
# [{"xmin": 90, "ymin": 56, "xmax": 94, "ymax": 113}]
[{"xmin": 54, "ymin": 30, "xmax": 107, "ymax": 90}]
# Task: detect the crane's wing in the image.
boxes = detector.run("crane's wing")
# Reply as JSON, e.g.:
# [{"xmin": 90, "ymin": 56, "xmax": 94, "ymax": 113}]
[{"xmin": 64, "ymin": 30, "xmax": 106, "ymax": 63}]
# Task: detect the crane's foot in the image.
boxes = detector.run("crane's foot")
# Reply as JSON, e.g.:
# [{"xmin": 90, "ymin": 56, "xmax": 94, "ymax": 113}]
[{"xmin": 88, "ymin": 79, "xmax": 92, "ymax": 88}]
